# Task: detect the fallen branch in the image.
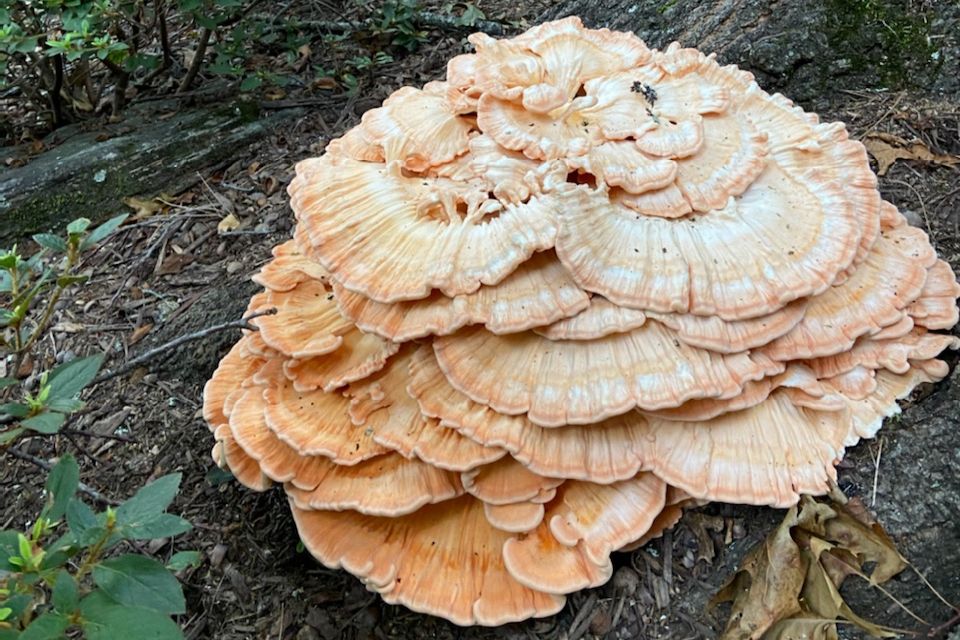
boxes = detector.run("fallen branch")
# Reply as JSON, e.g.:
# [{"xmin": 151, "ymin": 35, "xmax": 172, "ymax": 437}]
[
  {"xmin": 92, "ymin": 308, "xmax": 277, "ymax": 385},
  {"xmin": 5, "ymin": 446, "xmax": 118, "ymax": 505}
]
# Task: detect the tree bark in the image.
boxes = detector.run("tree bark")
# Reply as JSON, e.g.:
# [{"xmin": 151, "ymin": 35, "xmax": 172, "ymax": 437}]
[{"xmin": 537, "ymin": 0, "xmax": 958, "ymax": 105}]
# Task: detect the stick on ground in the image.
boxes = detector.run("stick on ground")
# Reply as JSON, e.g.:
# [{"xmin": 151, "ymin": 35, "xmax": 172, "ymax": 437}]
[{"xmin": 92, "ymin": 308, "xmax": 276, "ymax": 385}]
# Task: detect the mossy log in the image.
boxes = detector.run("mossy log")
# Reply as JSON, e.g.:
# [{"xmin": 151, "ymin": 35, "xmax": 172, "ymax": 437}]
[{"xmin": 0, "ymin": 101, "xmax": 304, "ymax": 245}]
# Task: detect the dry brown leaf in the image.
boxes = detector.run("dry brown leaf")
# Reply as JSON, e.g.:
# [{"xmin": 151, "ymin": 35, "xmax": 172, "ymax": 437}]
[
  {"xmin": 714, "ymin": 507, "xmax": 806, "ymax": 640},
  {"xmin": 129, "ymin": 323, "xmax": 154, "ymax": 345},
  {"xmin": 688, "ymin": 513, "xmax": 724, "ymax": 563},
  {"xmin": 863, "ymin": 133, "xmax": 960, "ymax": 176},
  {"xmin": 217, "ymin": 213, "xmax": 241, "ymax": 233},
  {"xmin": 262, "ymin": 175, "xmax": 279, "ymax": 196},
  {"xmin": 821, "ymin": 507, "xmax": 906, "ymax": 585},
  {"xmin": 156, "ymin": 253, "xmax": 194, "ymax": 275},
  {"xmin": 312, "ymin": 76, "xmax": 337, "ymax": 91},
  {"xmin": 802, "ymin": 540, "xmax": 898, "ymax": 637},
  {"xmin": 766, "ymin": 613, "xmax": 838, "ymax": 640},
  {"xmin": 123, "ymin": 196, "xmax": 164, "ymax": 220},
  {"xmin": 716, "ymin": 496, "xmax": 907, "ymax": 640},
  {"xmin": 292, "ymin": 44, "xmax": 311, "ymax": 72}
]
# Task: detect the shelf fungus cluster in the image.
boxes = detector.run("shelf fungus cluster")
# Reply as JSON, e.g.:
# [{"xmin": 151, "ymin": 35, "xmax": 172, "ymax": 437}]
[{"xmin": 203, "ymin": 18, "xmax": 960, "ymax": 626}]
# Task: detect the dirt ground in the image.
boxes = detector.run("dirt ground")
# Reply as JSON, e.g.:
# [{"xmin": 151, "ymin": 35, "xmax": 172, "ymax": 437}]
[{"xmin": 2, "ymin": 1, "xmax": 959, "ymax": 638}]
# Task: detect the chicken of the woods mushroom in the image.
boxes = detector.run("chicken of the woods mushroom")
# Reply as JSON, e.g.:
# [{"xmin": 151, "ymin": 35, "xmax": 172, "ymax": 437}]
[{"xmin": 203, "ymin": 17, "xmax": 960, "ymax": 626}]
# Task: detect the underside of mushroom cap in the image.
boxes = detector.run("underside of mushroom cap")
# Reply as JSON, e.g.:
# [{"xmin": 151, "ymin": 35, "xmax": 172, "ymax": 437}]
[
  {"xmin": 334, "ymin": 250, "xmax": 589, "ymax": 341},
  {"xmin": 292, "ymin": 498, "xmax": 566, "ymax": 626},
  {"xmin": 502, "ymin": 474, "xmax": 666, "ymax": 594},
  {"xmin": 433, "ymin": 323, "xmax": 783, "ymax": 426},
  {"xmin": 202, "ymin": 15, "xmax": 960, "ymax": 628}
]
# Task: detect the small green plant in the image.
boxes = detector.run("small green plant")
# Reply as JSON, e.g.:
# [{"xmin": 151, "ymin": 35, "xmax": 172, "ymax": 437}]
[
  {"xmin": 2, "ymin": 214, "xmax": 125, "ymax": 444},
  {"xmin": 370, "ymin": 0, "xmax": 428, "ymax": 52},
  {"xmin": 1, "ymin": 214, "xmax": 197, "ymax": 638},
  {"xmin": 0, "ymin": 455, "xmax": 199, "ymax": 638},
  {"xmin": 1, "ymin": 214, "xmax": 130, "ymax": 449},
  {"xmin": 0, "ymin": 354, "xmax": 103, "ymax": 446}
]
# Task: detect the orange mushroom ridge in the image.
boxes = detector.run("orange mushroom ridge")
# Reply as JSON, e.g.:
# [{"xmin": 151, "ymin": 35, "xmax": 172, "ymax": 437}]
[{"xmin": 203, "ymin": 17, "xmax": 960, "ymax": 626}]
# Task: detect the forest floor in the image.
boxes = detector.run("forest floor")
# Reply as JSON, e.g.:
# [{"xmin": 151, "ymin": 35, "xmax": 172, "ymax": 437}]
[{"xmin": 2, "ymin": 1, "xmax": 960, "ymax": 639}]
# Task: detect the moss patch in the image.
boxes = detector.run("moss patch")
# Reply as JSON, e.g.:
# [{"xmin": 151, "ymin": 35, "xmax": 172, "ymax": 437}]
[{"xmin": 825, "ymin": 0, "xmax": 941, "ymax": 88}]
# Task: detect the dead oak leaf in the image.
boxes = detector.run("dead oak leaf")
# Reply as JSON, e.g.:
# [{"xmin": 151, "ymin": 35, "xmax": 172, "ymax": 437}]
[
  {"xmin": 863, "ymin": 133, "xmax": 960, "ymax": 176},
  {"xmin": 713, "ymin": 506, "xmax": 806, "ymax": 640},
  {"xmin": 716, "ymin": 496, "xmax": 907, "ymax": 640}
]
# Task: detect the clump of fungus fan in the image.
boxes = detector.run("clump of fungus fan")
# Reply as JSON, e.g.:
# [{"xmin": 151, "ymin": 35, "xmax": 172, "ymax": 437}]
[{"xmin": 203, "ymin": 17, "xmax": 960, "ymax": 626}]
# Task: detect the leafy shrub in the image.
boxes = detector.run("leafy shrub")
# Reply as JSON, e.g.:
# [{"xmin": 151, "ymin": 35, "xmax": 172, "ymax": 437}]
[
  {"xmin": 1, "ymin": 216, "xmax": 197, "ymax": 638},
  {"xmin": 0, "ymin": 456, "xmax": 198, "ymax": 638},
  {"xmin": 0, "ymin": 0, "xmax": 304, "ymax": 133},
  {"xmin": 1, "ymin": 214, "xmax": 123, "ymax": 462}
]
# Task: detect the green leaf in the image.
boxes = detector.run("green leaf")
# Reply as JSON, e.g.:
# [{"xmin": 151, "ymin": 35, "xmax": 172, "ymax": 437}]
[
  {"xmin": 116, "ymin": 474, "xmax": 181, "ymax": 528},
  {"xmin": 93, "ymin": 554, "xmax": 186, "ymax": 614},
  {"xmin": 0, "ymin": 426, "xmax": 24, "ymax": 445},
  {"xmin": 56, "ymin": 273, "xmax": 89, "ymax": 287},
  {"xmin": 80, "ymin": 214, "xmax": 128, "ymax": 250},
  {"xmin": 239, "ymin": 74, "xmax": 262, "ymax": 91},
  {"xmin": 0, "ymin": 530, "xmax": 20, "ymax": 571},
  {"xmin": 0, "ymin": 402, "xmax": 30, "ymax": 417},
  {"xmin": 80, "ymin": 591, "xmax": 183, "ymax": 640},
  {"xmin": 21, "ymin": 411, "xmax": 66, "ymax": 434},
  {"xmin": 2, "ymin": 594, "xmax": 33, "ymax": 620},
  {"xmin": 0, "ymin": 377, "xmax": 17, "ymax": 388},
  {"xmin": 32, "ymin": 233, "xmax": 67, "ymax": 253},
  {"xmin": 66, "ymin": 497, "xmax": 103, "ymax": 545},
  {"xmin": 19, "ymin": 612, "xmax": 70, "ymax": 640},
  {"xmin": 123, "ymin": 513, "xmax": 192, "ymax": 540},
  {"xmin": 52, "ymin": 570, "xmax": 80, "ymax": 613},
  {"xmin": 40, "ymin": 544, "xmax": 78, "ymax": 572},
  {"xmin": 44, "ymin": 397, "xmax": 85, "ymax": 413},
  {"xmin": 44, "ymin": 454, "xmax": 80, "ymax": 520},
  {"xmin": 66, "ymin": 218, "xmax": 91, "ymax": 235},
  {"xmin": 166, "ymin": 550, "xmax": 201, "ymax": 571},
  {"xmin": 47, "ymin": 353, "xmax": 104, "ymax": 401},
  {"xmin": 205, "ymin": 466, "xmax": 233, "ymax": 486}
]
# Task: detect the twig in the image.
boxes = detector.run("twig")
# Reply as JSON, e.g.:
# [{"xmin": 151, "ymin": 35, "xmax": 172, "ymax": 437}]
[
  {"xmin": 61, "ymin": 429, "xmax": 135, "ymax": 443},
  {"xmin": 91, "ymin": 308, "xmax": 276, "ymax": 385},
  {"xmin": 178, "ymin": 27, "xmax": 212, "ymax": 92},
  {"xmin": 871, "ymin": 437, "xmax": 883, "ymax": 506},
  {"xmin": 927, "ymin": 610, "xmax": 960, "ymax": 638},
  {"xmin": 568, "ymin": 592, "xmax": 599, "ymax": 640},
  {"xmin": 5, "ymin": 447, "xmax": 118, "ymax": 505},
  {"xmin": 909, "ymin": 561, "xmax": 960, "ymax": 614}
]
